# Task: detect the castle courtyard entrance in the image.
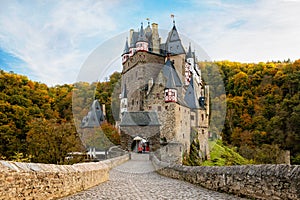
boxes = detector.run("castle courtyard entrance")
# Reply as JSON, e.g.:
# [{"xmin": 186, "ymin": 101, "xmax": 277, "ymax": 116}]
[{"xmin": 131, "ymin": 136, "xmax": 150, "ymax": 153}]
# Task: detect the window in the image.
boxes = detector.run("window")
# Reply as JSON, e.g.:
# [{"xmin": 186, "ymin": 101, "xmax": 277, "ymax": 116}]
[
  {"xmin": 201, "ymin": 114, "xmax": 204, "ymax": 121},
  {"xmin": 148, "ymin": 106, "xmax": 152, "ymax": 110},
  {"xmin": 202, "ymin": 130, "xmax": 205, "ymax": 135},
  {"xmin": 158, "ymin": 106, "xmax": 161, "ymax": 111},
  {"xmin": 191, "ymin": 115, "xmax": 194, "ymax": 120},
  {"xmin": 183, "ymin": 133, "xmax": 184, "ymax": 138},
  {"xmin": 132, "ymin": 99, "xmax": 134, "ymax": 105},
  {"xmin": 165, "ymin": 106, "xmax": 168, "ymax": 110}
]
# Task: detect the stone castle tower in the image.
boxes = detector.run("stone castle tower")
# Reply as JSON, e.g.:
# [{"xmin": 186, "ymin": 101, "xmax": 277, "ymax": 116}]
[{"xmin": 118, "ymin": 20, "xmax": 210, "ymax": 163}]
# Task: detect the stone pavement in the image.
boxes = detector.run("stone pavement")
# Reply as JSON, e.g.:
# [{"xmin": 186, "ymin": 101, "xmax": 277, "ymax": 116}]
[{"xmin": 62, "ymin": 153, "xmax": 248, "ymax": 200}]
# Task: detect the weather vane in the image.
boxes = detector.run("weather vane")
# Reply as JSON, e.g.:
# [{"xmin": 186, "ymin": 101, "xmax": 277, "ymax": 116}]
[{"xmin": 171, "ymin": 14, "xmax": 175, "ymax": 25}]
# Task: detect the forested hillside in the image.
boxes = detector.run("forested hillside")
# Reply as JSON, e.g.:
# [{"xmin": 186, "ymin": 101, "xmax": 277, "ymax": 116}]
[
  {"xmin": 201, "ymin": 60, "xmax": 300, "ymax": 164},
  {"xmin": 0, "ymin": 59, "xmax": 299, "ymax": 165},
  {"xmin": 0, "ymin": 70, "xmax": 120, "ymax": 164}
]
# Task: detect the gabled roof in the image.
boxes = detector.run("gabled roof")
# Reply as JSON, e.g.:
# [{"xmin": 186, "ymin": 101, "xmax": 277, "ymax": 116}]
[
  {"xmin": 165, "ymin": 25, "xmax": 185, "ymax": 55},
  {"xmin": 120, "ymin": 111, "xmax": 160, "ymax": 126},
  {"xmin": 184, "ymin": 76, "xmax": 199, "ymax": 109},
  {"xmin": 163, "ymin": 59, "xmax": 182, "ymax": 88}
]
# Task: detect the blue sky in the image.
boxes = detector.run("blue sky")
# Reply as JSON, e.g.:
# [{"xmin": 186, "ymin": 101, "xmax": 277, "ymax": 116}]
[{"xmin": 0, "ymin": 0, "xmax": 300, "ymax": 85}]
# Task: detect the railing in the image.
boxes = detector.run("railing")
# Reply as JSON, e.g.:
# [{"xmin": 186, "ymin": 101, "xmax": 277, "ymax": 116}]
[
  {"xmin": 0, "ymin": 154, "xmax": 130, "ymax": 200},
  {"xmin": 150, "ymin": 153, "xmax": 300, "ymax": 200}
]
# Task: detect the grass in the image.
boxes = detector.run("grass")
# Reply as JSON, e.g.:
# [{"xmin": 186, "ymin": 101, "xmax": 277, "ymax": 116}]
[{"xmin": 201, "ymin": 140, "xmax": 251, "ymax": 166}]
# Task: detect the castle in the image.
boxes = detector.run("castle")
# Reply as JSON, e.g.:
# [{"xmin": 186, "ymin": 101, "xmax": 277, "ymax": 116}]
[{"xmin": 118, "ymin": 20, "xmax": 210, "ymax": 163}]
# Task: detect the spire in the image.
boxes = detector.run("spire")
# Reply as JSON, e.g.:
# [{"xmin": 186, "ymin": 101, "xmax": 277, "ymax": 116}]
[
  {"xmin": 123, "ymin": 38, "xmax": 129, "ymax": 55},
  {"xmin": 171, "ymin": 14, "xmax": 175, "ymax": 26},
  {"xmin": 146, "ymin": 18, "xmax": 150, "ymax": 26},
  {"xmin": 165, "ymin": 16, "xmax": 185, "ymax": 55},
  {"xmin": 184, "ymin": 76, "xmax": 199, "ymax": 109},
  {"xmin": 186, "ymin": 43, "xmax": 193, "ymax": 59},
  {"xmin": 121, "ymin": 83, "xmax": 127, "ymax": 98},
  {"xmin": 137, "ymin": 22, "xmax": 147, "ymax": 42}
]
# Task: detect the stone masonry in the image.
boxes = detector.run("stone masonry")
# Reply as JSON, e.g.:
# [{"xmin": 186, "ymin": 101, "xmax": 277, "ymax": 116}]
[
  {"xmin": 0, "ymin": 155, "xmax": 129, "ymax": 199},
  {"xmin": 151, "ymin": 153, "xmax": 300, "ymax": 200}
]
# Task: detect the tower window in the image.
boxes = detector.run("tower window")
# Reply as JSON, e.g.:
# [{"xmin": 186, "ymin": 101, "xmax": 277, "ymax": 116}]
[
  {"xmin": 158, "ymin": 106, "xmax": 161, "ymax": 111},
  {"xmin": 132, "ymin": 99, "xmax": 134, "ymax": 105},
  {"xmin": 202, "ymin": 130, "xmax": 205, "ymax": 135},
  {"xmin": 202, "ymin": 114, "xmax": 204, "ymax": 121},
  {"xmin": 191, "ymin": 115, "xmax": 194, "ymax": 120},
  {"xmin": 165, "ymin": 106, "xmax": 168, "ymax": 110}
]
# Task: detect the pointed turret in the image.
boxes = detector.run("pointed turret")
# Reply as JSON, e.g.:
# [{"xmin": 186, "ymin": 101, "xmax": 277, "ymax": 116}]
[
  {"xmin": 120, "ymin": 83, "xmax": 128, "ymax": 118},
  {"xmin": 165, "ymin": 22, "xmax": 185, "ymax": 55},
  {"xmin": 136, "ymin": 22, "xmax": 149, "ymax": 52},
  {"xmin": 137, "ymin": 22, "xmax": 147, "ymax": 42},
  {"xmin": 122, "ymin": 38, "xmax": 130, "ymax": 63},
  {"xmin": 163, "ymin": 58, "xmax": 182, "ymax": 103},
  {"xmin": 163, "ymin": 59, "xmax": 182, "ymax": 88},
  {"xmin": 121, "ymin": 83, "xmax": 127, "ymax": 98},
  {"xmin": 186, "ymin": 43, "xmax": 193, "ymax": 59},
  {"xmin": 184, "ymin": 76, "xmax": 199, "ymax": 109},
  {"xmin": 123, "ymin": 38, "xmax": 129, "ymax": 55}
]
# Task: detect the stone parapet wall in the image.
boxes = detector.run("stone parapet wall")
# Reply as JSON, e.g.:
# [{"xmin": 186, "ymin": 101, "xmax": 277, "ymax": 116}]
[
  {"xmin": 151, "ymin": 153, "xmax": 300, "ymax": 200},
  {"xmin": 0, "ymin": 154, "xmax": 129, "ymax": 200}
]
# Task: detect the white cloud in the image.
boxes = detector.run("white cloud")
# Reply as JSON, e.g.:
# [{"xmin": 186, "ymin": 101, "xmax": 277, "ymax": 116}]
[
  {"xmin": 1, "ymin": 0, "xmax": 300, "ymax": 85},
  {"xmin": 0, "ymin": 0, "xmax": 122, "ymax": 85},
  {"xmin": 180, "ymin": 0, "xmax": 300, "ymax": 62}
]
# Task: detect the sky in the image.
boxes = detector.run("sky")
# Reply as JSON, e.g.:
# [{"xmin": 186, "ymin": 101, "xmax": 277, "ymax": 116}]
[{"xmin": 0, "ymin": 0, "xmax": 300, "ymax": 85}]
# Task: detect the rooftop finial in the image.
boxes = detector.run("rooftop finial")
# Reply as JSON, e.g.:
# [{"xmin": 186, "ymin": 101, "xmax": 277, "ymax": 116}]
[
  {"xmin": 146, "ymin": 18, "xmax": 150, "ymax": 26},
  {"xmin": 171, "ymin": 14, "xmax": 175, "ymax": 26}
]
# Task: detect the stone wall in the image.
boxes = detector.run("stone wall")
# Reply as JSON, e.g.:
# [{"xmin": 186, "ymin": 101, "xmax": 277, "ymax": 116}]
[
  {"xmin": 151, "ymin": 153, "xmax": 300, "ymax": 200},
  {"xmin": 0, "ymin": 154, "xmax": 129, "ymax": 200}
]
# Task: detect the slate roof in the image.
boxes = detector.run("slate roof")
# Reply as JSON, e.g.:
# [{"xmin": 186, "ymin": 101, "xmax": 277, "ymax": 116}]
[
  {"xmin": 123, "ymin": 39, "xmax": 129, "ymax": 55},
  {"xmin": 130, "ymin": 32, "xmax": 139, "ymax": 47},
  {"xmin": 137, "ymin": 23, "xmax": 147, "ymax": 42},
  {"xmin": 165, "ymin": 25, "xmax": 185, "ymax": 55},
  {"xmin": 120, "ymin": 111, "xmax": 160, "ymax": 126},
  {"xmin": 81, "ymin": 100, "xmax": 105, "ymax": 128},
  {"xmin": 184, "ymin": 76, "xmax": 199, "ymax": 109},
  {"xmin": 186, "ymin": 43, "xmax": 193, "ymax": 59},
  {"xmin": 162, "ymin": 59, "xmax": 182, "ymax": 88}
]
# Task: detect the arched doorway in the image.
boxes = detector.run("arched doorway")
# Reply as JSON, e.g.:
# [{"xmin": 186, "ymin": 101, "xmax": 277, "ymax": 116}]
[{"xmin": 131, "ymin": 136, "xmax": 150, "ymax": 153}]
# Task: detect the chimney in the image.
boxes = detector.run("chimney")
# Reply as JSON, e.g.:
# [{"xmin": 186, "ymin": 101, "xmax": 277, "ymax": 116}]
[{"xmin": 151, "ymin": 23, "xmax": 160, "ymax": 54}]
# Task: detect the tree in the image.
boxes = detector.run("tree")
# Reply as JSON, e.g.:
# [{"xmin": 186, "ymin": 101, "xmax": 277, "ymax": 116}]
[{"xmin": 26, "ymin": 119, "xmax": 83, "ymax": 164}]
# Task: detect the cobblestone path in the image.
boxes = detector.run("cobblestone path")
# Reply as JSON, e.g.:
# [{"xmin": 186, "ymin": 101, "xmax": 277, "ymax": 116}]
[{"xmin": 62, "ymin": 153, "xmax": 247, "ymax": 200}]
